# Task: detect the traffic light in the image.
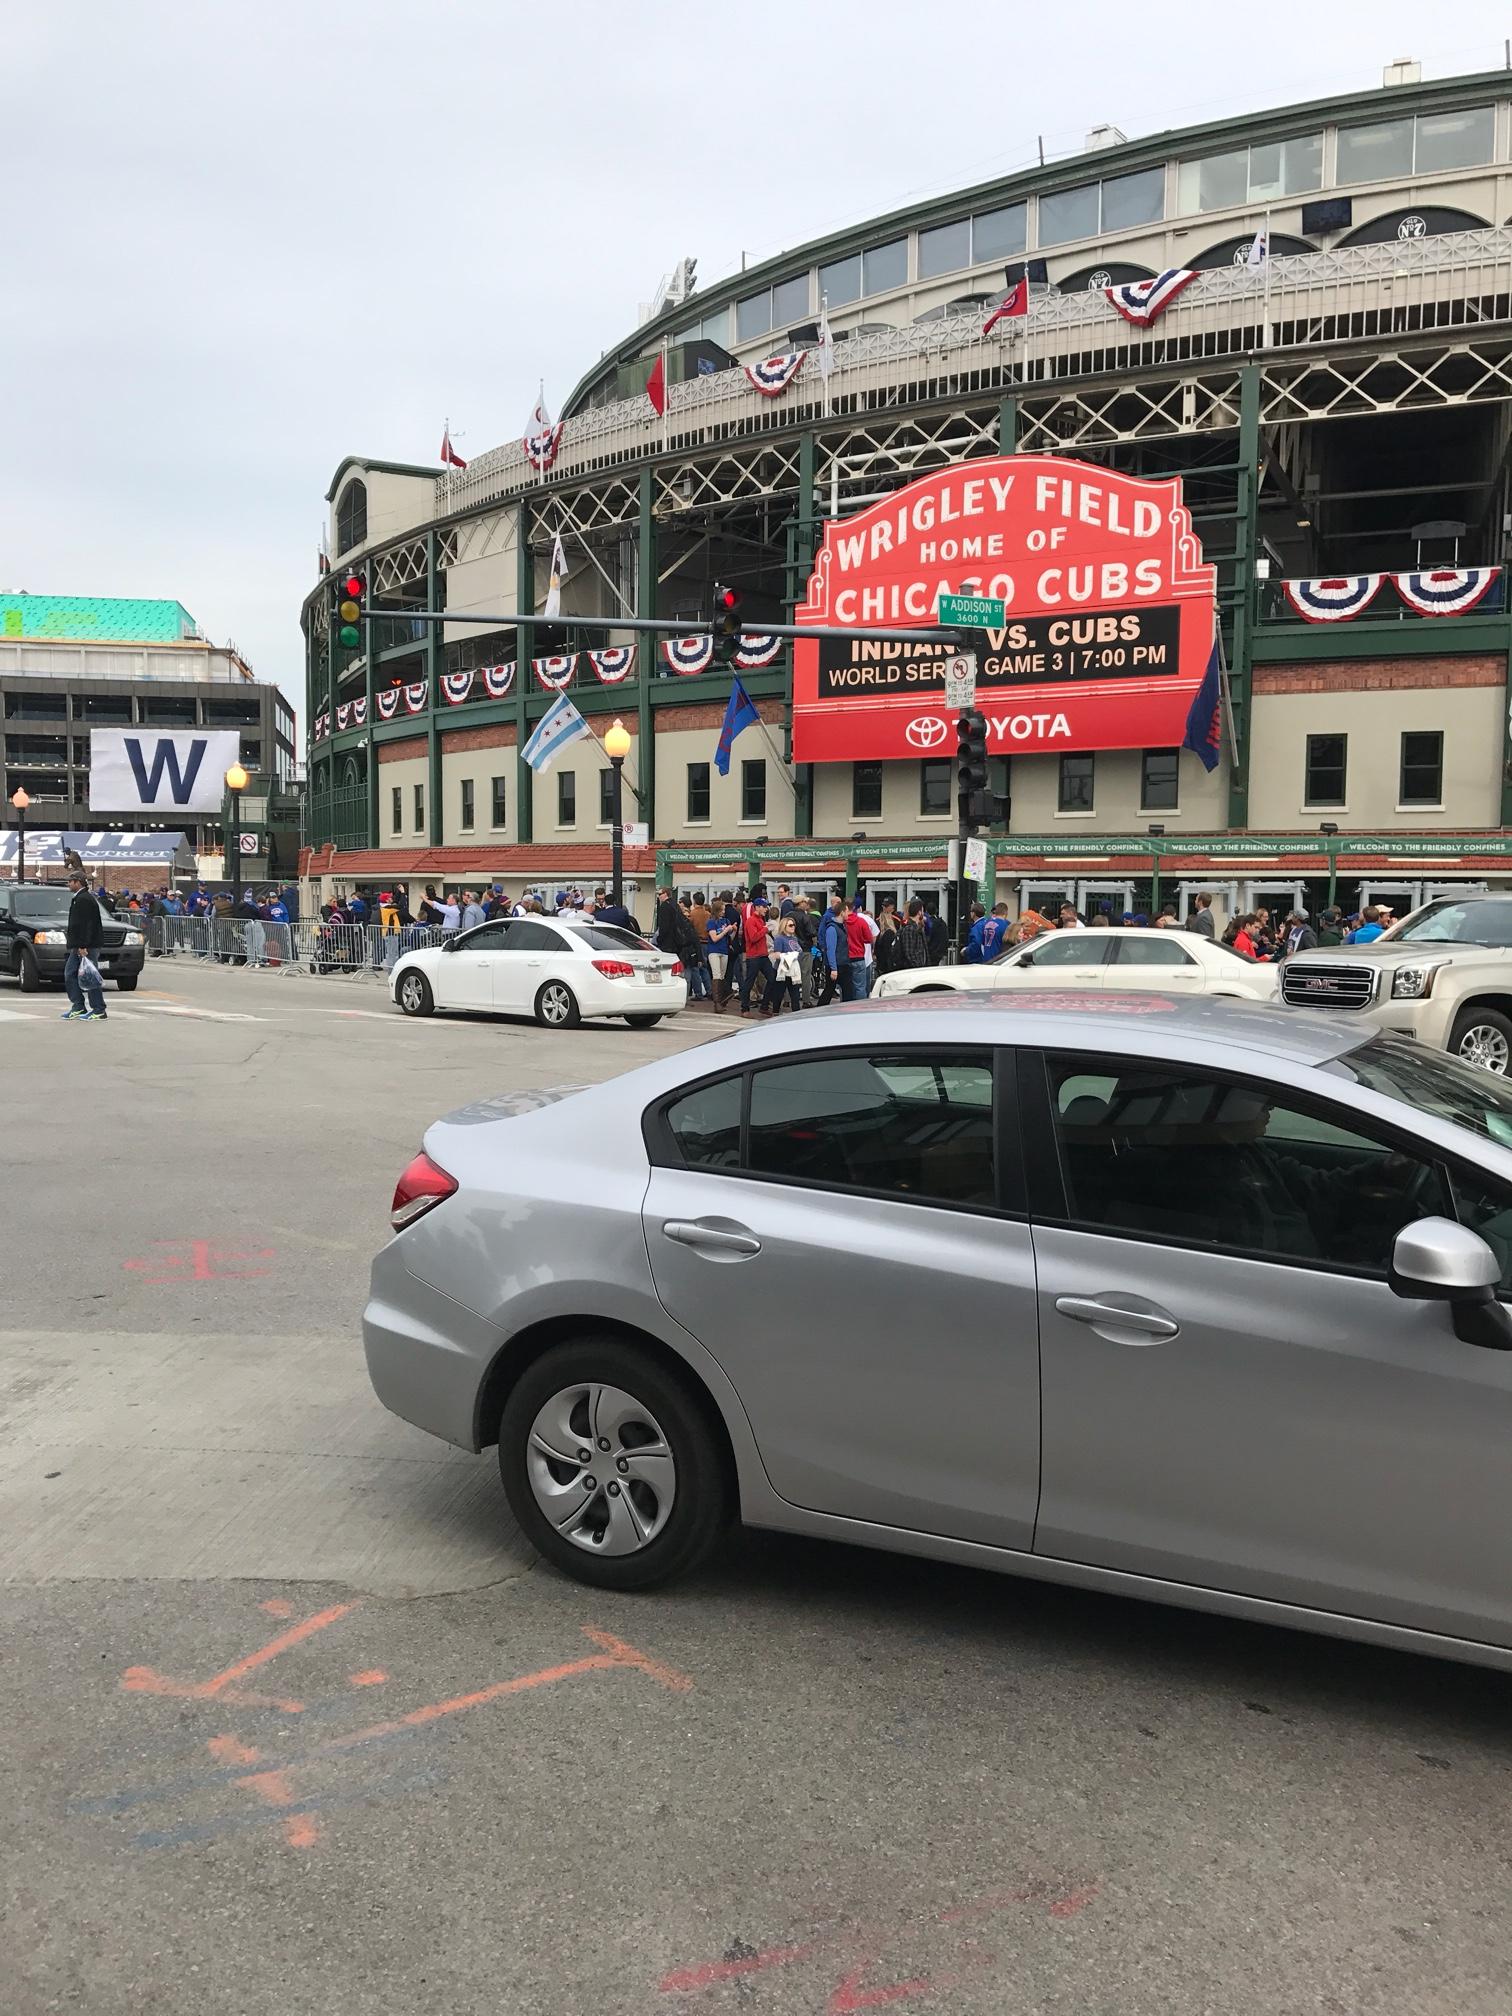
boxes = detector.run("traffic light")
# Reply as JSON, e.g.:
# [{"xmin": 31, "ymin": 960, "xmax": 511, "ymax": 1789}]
[
  {"xmin": 956, "ymin": 708, "xmax": 994, "ymax": 831},
  {"xmin": 712, "ymin": 582, "xmax": 742, "ymax": 664},
  {"xmin": 336, "ymin": 570, "xmax": 366, "ymax": 652}
]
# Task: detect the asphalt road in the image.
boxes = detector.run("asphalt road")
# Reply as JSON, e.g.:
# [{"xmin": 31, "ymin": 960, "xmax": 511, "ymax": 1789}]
[{"xmin": 3, "ymin": 954, "xmax": 1510, "ymax": 2016}]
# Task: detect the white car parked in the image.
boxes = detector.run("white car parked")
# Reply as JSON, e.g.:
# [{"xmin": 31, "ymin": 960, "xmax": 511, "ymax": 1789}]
[
  {"xmin": 874, "ymin": 926, "xmax": 1279, "ymax": 1002},
  {"xmin": 390, "ymin": 917, "xmax": 688, "ymax": 1029}
]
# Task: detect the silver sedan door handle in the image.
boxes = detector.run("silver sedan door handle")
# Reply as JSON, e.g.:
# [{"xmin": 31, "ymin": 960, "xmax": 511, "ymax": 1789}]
[
  {"xmin": 1055, "ymin": 1295, "xmax": 1179, "ymax": 1339},
  {"xmin": 662, "ymin": 1220, "xmax": 762, "ymax": 1256}
]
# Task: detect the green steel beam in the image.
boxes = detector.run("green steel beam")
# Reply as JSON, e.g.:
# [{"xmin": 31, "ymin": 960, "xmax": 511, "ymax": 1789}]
[
  {"xmin": 1227, "ymin": 365, "xmax": 1260, "ymax": 830},
  {"xmin": 1253, "ymin": 615, "xmax": 1512, "ymax": 661},
  {"xmin": 637, "ymin": 469, "xmax": 656, "ymax": 834},
  {"xmin": 515, "ymin": 499, "xmax": 533, "ymax": 844},
  {"xmin": 794, "ymin": 432, "xmax": 817, "ymax": 841},
  {"xmin": 998, "ymin": 395, "xmax": 1018, "ymax": 453},
  {"xmin": 425, "ymin": 530, "xmax": 442, "ymax": 846}
]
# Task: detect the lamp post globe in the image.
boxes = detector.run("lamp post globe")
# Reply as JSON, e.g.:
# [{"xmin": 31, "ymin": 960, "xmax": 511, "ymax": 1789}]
[
  {"xmin": 9, "ymin": 786, "xmax": 30, "ymax": 887},
  {"xmin": 224, "ymin": 764, "xmax": 249, "ymax": 903},
  {"xmin": 605, "ymin": 719, "xmax": 631, "ymax": 906}
]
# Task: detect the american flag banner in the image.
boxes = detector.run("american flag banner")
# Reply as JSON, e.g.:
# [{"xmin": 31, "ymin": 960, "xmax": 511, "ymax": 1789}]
[
  {"xmin": 1282, "ymin": 575, "xmax": 1385, "ymax": 623},
  {"xmin": 335, "ymin": 702, "xmax": 351, "ymax": 731},
  {"xmin": 523, "ymin": 393, "xmax": 564, "ymax": 474},
  {"xmin": 1394, "ymin": 568, "xmax": 1501, "ymax": 616},
  {"xmin": 442, "ymin": 669, "xmax": 475, "ymax": 705},
  {"xmin": 589, "ymin": 646, "xmax": 635, "ymax": 683},
  {"xmin": 482, "ymin": 662, "xmax": 516, "ymax": 699},
  {"xmin": 351, "ymin": 696, "xmax": 368, "ymax": 725},
  {"xmin": 403, "ymin": 681, "xmax": 428, "ymax": 714},
  {"xmin": 533, "ymin": 653, "xmax": 577, "ymax": 690},
  {"xmin": 662, "ymin": 635, "xmax": 714, "ymax": 675},
  {"xmin": 1104, "ymin": 269, "xmax": 1198, "ymax": 328},
  {"xmin": 734, "ymin": 633, "xmax": 782, "ymax": 669},
  {"xmin": 375, "ymin": 689, "xmax": 400, "ymax": 721},
  {"xmin": 743, "ymin": 350, "xmax": 807, "ymax": 397}
]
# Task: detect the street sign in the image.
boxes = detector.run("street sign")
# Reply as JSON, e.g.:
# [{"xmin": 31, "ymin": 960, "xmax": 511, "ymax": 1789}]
[
  {"xmin": 621, "ymin": 822, "xmax": 649, "ymax": 846},
  {"xmin": 964, "ymin": 837, "xmax": 988, "ymax": 884},
  {"xmin": 941, "ymin": 652, "xmax": 978, "ymax": 710},
  {"xmin": 937, "ymin": 591, "xmax": 1006, "ymax": 629}
]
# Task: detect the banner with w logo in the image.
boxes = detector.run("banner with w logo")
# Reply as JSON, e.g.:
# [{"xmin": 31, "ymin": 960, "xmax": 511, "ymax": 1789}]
[{"xmin": 89, "ymin": 728, "xmax": 242, "ymax": 814}]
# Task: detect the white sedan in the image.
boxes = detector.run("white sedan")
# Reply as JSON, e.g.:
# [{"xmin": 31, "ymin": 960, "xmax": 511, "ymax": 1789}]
[
  {"xmin": 874, "ymin": 926, "xmax": 1279, "ymax": 1001},
  {"xmin": 390, "ymin": 917, "xmax": 688, "ymax": 1028}
]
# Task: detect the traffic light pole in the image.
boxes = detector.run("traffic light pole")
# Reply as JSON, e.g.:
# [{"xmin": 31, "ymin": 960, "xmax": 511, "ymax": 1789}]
[{"xmin": 362, "ymin": 607, "xmax": 965, "ymax": 649}]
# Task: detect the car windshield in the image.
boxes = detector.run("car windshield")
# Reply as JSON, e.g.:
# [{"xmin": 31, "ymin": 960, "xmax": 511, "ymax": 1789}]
[
  {"xmin": 8, "ymin": 888, "xmax": 72, "ymax": 923},
  {"xmin": 1334, "ymin": 1033, "xmax": 1512, "ymax": 1151},
  {"xmin": 1388, "ymin": 898, "xmax": 1512, "ymax": 947},
  {"xmin": 564, "ymin": 924, "xmax": 654, "ymax": 952}
]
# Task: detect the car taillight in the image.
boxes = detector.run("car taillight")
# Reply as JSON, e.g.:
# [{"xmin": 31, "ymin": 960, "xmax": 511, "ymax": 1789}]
[
  {"xmin": 671, "ymin": 961, "xmax": 683, "ymax": 977},
  {"xmin": 391, "ymin": 1150, "xmax": 457, "ymax": 1232},
  {"xmin": 592, "ymin": 958, "xmax": 636, "ymax": 978}
]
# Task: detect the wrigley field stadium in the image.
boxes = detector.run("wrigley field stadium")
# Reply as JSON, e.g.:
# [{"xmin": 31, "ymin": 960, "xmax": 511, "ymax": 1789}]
[{"xmin": 303, "ymin": 60, "xmax": 1512, "ymax": 927}]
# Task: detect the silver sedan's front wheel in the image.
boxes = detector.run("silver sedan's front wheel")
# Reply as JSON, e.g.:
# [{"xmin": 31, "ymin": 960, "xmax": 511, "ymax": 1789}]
[
  {"xmin": 525, "ymin": 1382, "xmax": 676, "ymax": 1556},
  {"xmin": 397, "ymin": 970, "xmax": 433, "ymax": 1017},
  {"xmin": 499, "ymin": 1339, "xmax": 730, "ymax": 1589}
]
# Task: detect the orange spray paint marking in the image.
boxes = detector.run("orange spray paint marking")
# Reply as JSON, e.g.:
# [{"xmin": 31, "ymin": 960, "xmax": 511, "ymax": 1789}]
[
  {"xmin": 1049, "ymin": 1884, "xmax": 1100, "ymax": 1919},
  {"xmin": 347, "ymin": 1670, "xmax": 387, "ymax": 1688},
  {"xmin": 121, "ymin": 1602, "xmax": 355, "ymax": 1715},
  {"xmin": 828, "ymin": 1966, "xmax": 941, "ymax": 2012},
  {"xmin": 660, "ymin": 1944, "xmax": 815, "ymax": 1994},
  {"xmin": 206, "ymin": 1736, "xmax": 261, "ymax": 1768},
  {"xmin": 122, "ymin": 1239, "xmax": 276, "ymax": 1283},
  {"xmin": 259, "ymin": 1599, "xmax": 294, "ymax": 1619}
]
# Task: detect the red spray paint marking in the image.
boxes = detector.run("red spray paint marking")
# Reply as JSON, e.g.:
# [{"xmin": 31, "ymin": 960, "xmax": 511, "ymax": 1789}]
[{"xmin": 123, "ymin": 1239, "xmax": 275, "ymax": 1283}]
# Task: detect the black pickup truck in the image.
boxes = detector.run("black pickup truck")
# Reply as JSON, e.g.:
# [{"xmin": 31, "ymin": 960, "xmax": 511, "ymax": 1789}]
[{"xmin": 0, "ymin": 883, "xmax": 146, "ymax": 992}]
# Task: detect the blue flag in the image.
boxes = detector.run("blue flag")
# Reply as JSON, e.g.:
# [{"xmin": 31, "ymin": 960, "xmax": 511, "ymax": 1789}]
[
  {"xmin": 1181, "ymin": 640, "xmax": 1223, "ymax": 773},
  {"xmin": 714, "ymin": 676, "xmax": 760, "ymax": 776}
]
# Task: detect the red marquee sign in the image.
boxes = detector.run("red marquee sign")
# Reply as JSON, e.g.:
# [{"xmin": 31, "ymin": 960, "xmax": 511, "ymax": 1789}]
[{"xmin": 792, "ymin": 454, "xmax": 1217, "ymax": 763}]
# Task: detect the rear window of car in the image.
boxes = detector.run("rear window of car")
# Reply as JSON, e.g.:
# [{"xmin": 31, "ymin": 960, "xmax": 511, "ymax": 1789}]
[{"xmin": 564, "ymin": 925, "xmax": 654, "ymax": 952}]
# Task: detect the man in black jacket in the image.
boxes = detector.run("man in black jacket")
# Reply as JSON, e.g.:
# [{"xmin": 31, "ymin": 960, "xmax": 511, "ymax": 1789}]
[{"xmin": 64, "ymin": 871, "xmax": 107, "ymax": 1021}]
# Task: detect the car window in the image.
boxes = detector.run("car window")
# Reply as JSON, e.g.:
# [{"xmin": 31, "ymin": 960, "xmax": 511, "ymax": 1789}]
[
  {"xmin": 566, "ymin": 924, "xmax": 654, "ymax": 952},
  {"xmin": 1044, "ymin": 1056, "xmax": 1451, "ymax": 1271},
  {"xmin": 1109, "ymin": 935, "xmax": 1195, "ymax": 969},
  {"xmin": 1332, "ymin": 1033, "xmax": 1512, "ymax": 1152},
  {"xmin": 1014, "ymin": 935, "xmax": 1113, "ymax": 970},
  {"xmin": 457, "ymin": 922, "xmax": 513, "ymax": 951},
  {"xmin": 1392, "ymin": 898, "xmax": 1512, "ymax": 947},
  {"xmin": 748, "ymin": 1051, "xmax": 995, "ymax": 1207},
  {"xmin": 664, "ymin": 1076, "xmax": 743, "ymax": 1169},
  {"xmin": 506, "ymin": 921, "xmax": 565, "ymax": 953}
]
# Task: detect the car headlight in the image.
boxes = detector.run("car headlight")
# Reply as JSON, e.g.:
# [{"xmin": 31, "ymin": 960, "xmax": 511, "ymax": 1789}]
[
  {"xmin": 123, "ymin": 930, "xmax": 144, "ymax": 946},
  {"xmin": 1391, "ymin": 965, "xmax": 1439, "ymax": 999},
  {"xmin": 33, "ymin": 929, "xmax": 67, "ymax": 946}
]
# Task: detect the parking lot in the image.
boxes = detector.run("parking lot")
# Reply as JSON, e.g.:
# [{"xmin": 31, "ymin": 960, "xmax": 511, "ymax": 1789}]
[{"xmin": 4, "ymin": 956, "xmax": 1511, "ymax": 2016}]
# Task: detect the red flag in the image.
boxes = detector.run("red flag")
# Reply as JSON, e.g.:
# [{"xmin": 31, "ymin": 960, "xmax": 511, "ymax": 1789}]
[
  {"xmin": 982, "ymin": 276, "xmax": 1028, "ymax": 335},
  {"xmin": 440, "ymin": 428, "xmax": 467, "ymax": 469},
  {"xmin": 645, "ymin": 352, "xmax": 667, "ymax": 418}
]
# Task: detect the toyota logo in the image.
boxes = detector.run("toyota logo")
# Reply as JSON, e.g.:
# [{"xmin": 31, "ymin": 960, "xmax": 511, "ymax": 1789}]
[{"xmin": 906, "ymin": 715, "xmax": 949, "ymax": 750}]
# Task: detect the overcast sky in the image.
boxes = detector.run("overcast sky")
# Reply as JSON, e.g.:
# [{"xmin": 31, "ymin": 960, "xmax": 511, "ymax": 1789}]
[{"xmin": 5, "ymin": 2, "xmax": 1510, "ymax": 728}]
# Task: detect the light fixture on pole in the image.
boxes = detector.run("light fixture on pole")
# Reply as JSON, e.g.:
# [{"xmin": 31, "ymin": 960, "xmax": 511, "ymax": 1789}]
[
  {"xmin": 603, "ymin": 719, "xmax": 632, "ymax": 906},
  {"xmin": 9, "ymin": 787, "xmax": 30, "ymax": 887},
  {"xmin": 225, "ymin": 763, "xmax": 249, "ymax": 904}
]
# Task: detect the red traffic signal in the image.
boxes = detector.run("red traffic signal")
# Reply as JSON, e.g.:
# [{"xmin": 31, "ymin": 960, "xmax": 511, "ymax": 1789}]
[
  {"xmin": 336, "ymin": 569, "xmax": 366, "ymax": 650},
  {"xmin": 713, "ymin": 582, "xmax": 743, "ymax": 663}
]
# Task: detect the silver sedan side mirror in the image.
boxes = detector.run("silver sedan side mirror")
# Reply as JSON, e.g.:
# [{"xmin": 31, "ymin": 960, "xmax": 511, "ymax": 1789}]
[{"xmin": 1389, "ymin": 1217, "xmax": 1512, "ymax": 1351}]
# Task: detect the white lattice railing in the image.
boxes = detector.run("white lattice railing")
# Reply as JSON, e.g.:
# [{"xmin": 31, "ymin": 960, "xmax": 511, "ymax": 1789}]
[{"xmin": 435, "ymin": 228, "xmax": 1512, "ymax": 519}]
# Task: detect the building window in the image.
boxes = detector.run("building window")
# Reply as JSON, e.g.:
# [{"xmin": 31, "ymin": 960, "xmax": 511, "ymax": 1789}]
[
  {"xmin": 391, "ymin": 786, "xmax": 401, "ymax": 835},
  {"xmin": 413, "ymin": 782, "xmax": 425, "ymax": 831},
  {"xmin": 736, "ymin": 290, "xmax": 772, "ymax": 343},
  {"xmin": 1100, "ymin": 165, "xmax": 1166, "ymax": 232},
  {"xmin": 598, "ymin": 768, "xmax": 615, "ymax": 825},
  {"xmin": 920, "ymin": 758, "xmax": 951, "ymax": 816},
  {"xmin": 819, "ymin": 252, "xmax": 862, "ymax": 307},
  {"xmin": 1058, "ymin": 753, "xmax": 1095, "ymax": 813},
  {"xmin": 558, "ymin": 771, "xmax": 576, "ymax": 826},
  {"xmin": 919, "ymin": 219, "xmax": 972, "ymax": 279},
  {"xmin": 862, "ymin": 239, "xmax": 908, "ymax": 294},
  {"xmin": 852, "ymin": 761, "xmax": 884, "ymax": 819},
  {"xmin": 686, "ymin": 761, "xmax": 710, "ymax": 822},
  {"xmin": 1039, "ymin": 166, "xmax": 1164, "ymax": 248},
  {"xmin": 1399, "ymin": 731, "xmax": 1444, "ymax": 807},
  {"xmin": 971, "ymin": 202, "xmax": 1028, "ymax": 261},
  {"xmin": 1416, "ymin": 105, "xmax": 1495, "ymax": 174},
  {"xmin": 490, "ymin": 774, "xmax": 507, "ymax": 828},
  {"xmin": 335, "ymin": 478, "xmax": 367, "ymax": 555},
  {"xmin": 772, "ymin": 273, "xmax": 809, "ymax": 326},
  {"xmin": 1140, "ymin": 748, "xmax": 1180, "ymax": 812},
  {"xmin": 1304, "ymin": 734, "xmax": 1347, "ymax": 808},
  {"xmin": 1337, "ymin": 107, "xmax": 1493, "ymax": 185},
  {"xmin": 741, "ymin": 758, "xmax": 766, "ymax": 822},
  {"xmin": 460, "ymin": 778, "xmax": 474, "ymax": 830},
  {"xmin": 1177, "ymin": 133, "xmax": 1322, "ymax": 214}
]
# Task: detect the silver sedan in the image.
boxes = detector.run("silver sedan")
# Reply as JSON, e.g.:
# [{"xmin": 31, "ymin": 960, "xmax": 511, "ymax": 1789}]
[{"xmin": 364, "ymin": 994, "xmax": 1512, "ymax": 1672}]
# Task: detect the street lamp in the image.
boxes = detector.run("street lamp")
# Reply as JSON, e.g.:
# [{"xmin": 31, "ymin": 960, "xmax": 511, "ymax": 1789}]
[
  {"xmin": 9, "ymin": 787, "xmax": 30, "ymax": 886},
  {"xmin": 604, "ymin": 719, "xmax": 632, "ymax": 906},
  {"xmin": 225, "ymin": 763, "xmax": 249, "ymax": 903},
  {"xmin": 1319, "ymin": 821, "xmax": 1340, "ymax": 909}
]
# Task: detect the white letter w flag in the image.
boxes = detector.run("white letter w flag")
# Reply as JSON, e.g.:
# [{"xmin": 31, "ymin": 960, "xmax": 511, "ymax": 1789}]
[
  {"xmin": 522, "ymin": 694, "xmax": 592, "ymax": 772},
  {"xmin": 89, "ymin": 728, "xmax": 240, "ymax": 813}
]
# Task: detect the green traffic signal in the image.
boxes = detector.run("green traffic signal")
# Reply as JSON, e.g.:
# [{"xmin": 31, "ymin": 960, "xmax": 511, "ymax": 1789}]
[{"xmin": 338, "ymin": 624, "xmax": 360, "ymax": 649}]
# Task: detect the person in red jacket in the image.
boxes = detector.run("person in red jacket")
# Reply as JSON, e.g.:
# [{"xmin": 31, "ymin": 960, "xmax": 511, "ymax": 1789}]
[{"xmin": 738, "ymin": 895, "xmax": 774, "ymax": 1015}]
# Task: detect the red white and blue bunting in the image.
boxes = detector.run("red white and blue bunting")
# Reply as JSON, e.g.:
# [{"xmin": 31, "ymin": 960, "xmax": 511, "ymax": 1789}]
[
  {"xmin": 743, "ymin": 350, "xmax": 806, "ymax": 397},
  {"xmin": 524, "ymin": 420, "xmax": 564, "ymax": 474},
  {"xmin": 351, "ymin": 696, "xmax": 368, "ymax": 725},
  {"xmin": 1282, "ymin": 575, "xmax": 1385, "ymax": 623},
  {"xmin": 313, "ymin": 710, "xmax": 330, "ymax": 741},
  {"xmin": 734, "ymin": 632, "xmax": 782, "ymax": 669},
  {"xmin": 1395, "ymin": 568, "xmax": 1500, "ymax": 616},
  {"xmin": 533, "ymin": 653, "xmax": 577, "ymax": 690},
  {"xmin": 335, "ymin": 702, "xmax": 351, "ymax": 731},
  {"xmin": 403, "ymin": 681, "xmax": 428, "ymax": 714},
  {"xmin": 589, "ymin": 645, "xmax": 635, "ymax": 683},
  {"xmin": 1103, "ymin": 269, "xmax": 1198, "ymax": 328},
  {"xmin": 375, "ymin": 689, "xmax": 400, "ymax": 721},
  {"xmin": 662, "ymin": 635, "xmax": 714, "ymax": 675},
  {"xmin": 482, "ymin": 662, "xmax": 516, "ymax": 699},
  {"xmin": 441, "ymin": 668, "xmax": 475, "ymax": 705}
]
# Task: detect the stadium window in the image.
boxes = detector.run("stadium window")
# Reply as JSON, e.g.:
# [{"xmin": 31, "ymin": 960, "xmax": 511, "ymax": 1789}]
[
  {"xmin": 1140, "ymin": 749, "xmax": 1180, "ymax": 813},
  {"xmin": 862, "ymin": 239, "xmax": 907, "ymax": 295},
  {"xmin": 919, "ymin": 218, "xmax": 972, "ymax": 278},
  {"xmin": 1304, "ymin": 734, "xmax": 1347, "ymax": 808},
  {"xmin": 972, "ymin": 202, "xmax": 1027, "ymax": 261},
  {"xmin": 686, "ymin": 761, "xmax": 710, "ymax": 823},
  {"xmin": 1178, "ymin": 133, "xmax": 1322, "ymax": 213},
  {"xmin": 1399, "ymin": 731, "xmax": 1444, "ymax": 808},
  {"xmin": 919, "ymin": 758, "xmax": 951, "ymax": 817},
  {"xmin": 490, "ymin": 774, "xmax": 507, "ymax": 828},
  {"xmin": 460, "ymin": 778, "xmax": 474, "ymax": 831},
  {"xmin": 1336, "ymin": 117, "xmax": 1415, "ymax": 184},
  {"xmin": 741, "ymin": 758, "xmax": 766, "ymax": 822},
  {"xmin": 1415, "ymin": 105, "xmax": 1495, "ymax": 174},
  {"xmin": 772, "ymin": 273, "xmax": 810, "ymax": 325},
  {"xmin": 335, "ymin": 478, "xmax": 367, "ymax": 555},
  {"xmin": 852, "ymin": 761, "xmax": 884, "ymax": 819},
  {"xmin": 1038, "ymin": 180, "xmax": 1101, "ymax": 246},
  {"xmin": 1058, "ymin": 753, "xmax": 1095, "ymax": 813},
  {"xmin": 558, "ymin": 771, "xmax": 576, "ymax": 826},
  {"xmin": 736, "ymin": 289, "xmax": 773, "ymax": 343},
  {"xmin": 818, "ymin": 252, "xmax": 862, "ymax": 307},
  {"xmin": 1100, "ymin": 166, "xmax": 1165, "ymax": 232}
]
